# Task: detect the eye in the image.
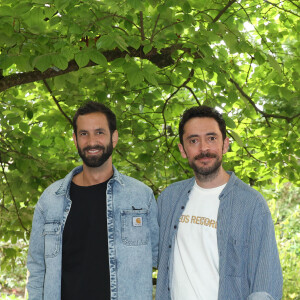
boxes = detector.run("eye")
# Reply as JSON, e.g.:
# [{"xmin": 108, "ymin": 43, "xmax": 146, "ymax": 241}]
[
  {"xmin": 208, "ymin": 136, "xmax": 216, "ymax": 141},
  {"xmin": 190, "ymin": 138, "xmax": 198, "ymax": 144},
  {"xmin": 80, "ymin": 132, "xmax": 87, "ymax": 136},
  {"xmin": 96, "ymin": 131, "xmax": 104, "ymax": 135}
]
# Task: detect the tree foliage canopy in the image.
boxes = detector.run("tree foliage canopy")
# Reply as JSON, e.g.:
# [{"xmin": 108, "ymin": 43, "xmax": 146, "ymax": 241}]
[{"xmin": 0, "ymin": 0, "xmax": 299, "ymax": 295}]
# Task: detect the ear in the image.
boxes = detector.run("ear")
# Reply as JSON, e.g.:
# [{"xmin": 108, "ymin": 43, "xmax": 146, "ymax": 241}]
[
  {"xmin": 112, "ymin": 130, "xmax": 118, "ymax": 148},
  {"xmin": 73, "ymin": 132, "xmax": 78, "ymax": 149},
  {"xmin": 222, "ymin": 137, "xmax": 230, "ymax": 154},
  {"xmin": 178, "ymin": 143, "xmax": 187, "ymax": 158}
]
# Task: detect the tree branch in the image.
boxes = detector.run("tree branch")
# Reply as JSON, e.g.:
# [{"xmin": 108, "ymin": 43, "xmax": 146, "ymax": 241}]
[
  {"xmin": 264, "ymin": 0, "xmax": 300, "ymax": 17},
  {"xmin": 286, "ymin": 0, "xmax": 300, "ymax": 9},
  {"xmin": 0, "ymin": 155, "xmax": 29, "ymax": 233},
  {"xmin": 115, "ymin": 149, "xmax": 160, "ymax": 194},
  {"xmin": 139, "ymin": 11, "xmax": 145, "ymax": 41},
  {"xmin": 150, "ymin": 14, "xmax": 160, "ymax": 43},
  {"xmin": 42, "ymin": 79, "xmax": 73, "ymax": 126},
  {"xmin": 212, "ymin": 0, "xmax": 237, "ymax": 22},
  {"xmin": 0, "ymin": 46, "xmax": 180, "ymax": 92},
  {"xmin": 229, "ymin": 77, "xmax": 300, "ymax": 122}
]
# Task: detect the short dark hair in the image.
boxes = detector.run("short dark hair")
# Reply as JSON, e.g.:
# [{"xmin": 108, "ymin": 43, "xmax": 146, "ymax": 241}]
[
  {"xmin": 73, "ymin": 101, "xmax": 117, "ymax": 135},
  {"xmin": 179, "ymin": 106, "xmax": 226, "ymax": 145}
]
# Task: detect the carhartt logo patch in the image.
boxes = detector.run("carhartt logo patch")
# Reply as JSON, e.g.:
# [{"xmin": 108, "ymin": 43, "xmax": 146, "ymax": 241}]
[{"xmin": 133, "ymin": 217, "xmax": 142, "ymax": 227}]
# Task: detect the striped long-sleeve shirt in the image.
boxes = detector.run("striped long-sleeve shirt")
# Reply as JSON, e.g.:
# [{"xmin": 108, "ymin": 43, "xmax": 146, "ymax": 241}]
[{"xmin": 155, "ymin": 172, "xmax": 283, "ymax": 300}]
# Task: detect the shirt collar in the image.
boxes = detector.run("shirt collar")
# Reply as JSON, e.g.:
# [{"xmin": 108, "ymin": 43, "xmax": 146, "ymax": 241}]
[{"xmin": 55, "ymin": 164, "xmax": 124, "ymax": 196}]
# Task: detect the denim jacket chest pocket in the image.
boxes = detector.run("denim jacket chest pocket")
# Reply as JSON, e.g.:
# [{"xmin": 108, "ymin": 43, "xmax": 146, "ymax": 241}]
[
  {"xmin": 121, "ymin": 209, "xmax": 149, "ymax": 246},
  {"xmin": 43, "ymin": 222, "xmax": 62, "ymax": 258}
]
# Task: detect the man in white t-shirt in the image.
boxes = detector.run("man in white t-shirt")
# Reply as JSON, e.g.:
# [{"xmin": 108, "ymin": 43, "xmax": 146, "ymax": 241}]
[{"xmin": 156, "ymin": 106, "xmax": 282, "ymax": 300}]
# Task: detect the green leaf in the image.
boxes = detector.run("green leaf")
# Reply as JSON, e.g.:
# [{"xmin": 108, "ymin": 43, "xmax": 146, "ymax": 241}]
[
  {"xmin": 230, "ymin": 130, "xmax": 244, "ymax": 147},
  {"xmin": 143, "ymin": 70, "xmax": 158, "ymax": 86},
  {"xmin": 124, "ymin": 64, "xmax": 144, "ymax": 87},
  {"xmin": 114, "ymin": 35, "xmax": 128, "ymax": 52},
  {"xmin": 15, "ymin": 55, "xmax": 32, "ymax": 72},
  {"xmin": 111, "ymin": 58, "xmax": 126, "ymax": 69},
  {"xmin": 52, "ymin": 54, "xmax": 69, "ymax": 70},
  {"xmin": 75, "ymin": 51, "xmax": 90, "ymax": 68},
  {"xmin": 26, "ymin": 110, "xmax": 34, "ymax": 119},
  {"xmin": 223, "ymin": 33, "xmax": 237, "ymax": 53},
  {"xmin": 223, "ymin": 115, "xmax": 236, "ymax": 129},
  {"xmin": 267, "ymin": 55, "xmax": 282, "ymax": 75},
  {"xmin": 96, "ymin": 35, "xmax": 115, "ymax": 50},
  {"xmin": 0, "ymin": 55, "xmax": 14, "ymax": 69},
  {"xmin": 0, "ymin": 5, "xmax": 13, "ymax": 16},
  {"xmin": 54, "ymin": 0, "xmax": 71, "ymax": 10},
  {"xmin": 89, "ymin": 50, "xmax": 107, "ymax": 67},
  {"xmin": 143, "ymin": 44, "xmax": 152, "ymax": 55},
  {"xmin": 127, "ymin": 0, "xmax": 143, "ymax": 9},
  {"xmin": 32, "ymin": 55, "xmax": 52, "ymax": 72},
  {"xmin": 254, "ymin": 51, "xmax": 266, "ymax": 65},
  {"xmin": 12, "ymin": 3, "xmax": 32, "ymax": 16},
  {"xmin": 23, "ymin": 7, "xmax": 46, "ymax": 34},
  {"xmin": 19, "ymin": 122, "xmax": 30, "ymax": 132},
  {"xmin": 193, "ymin": 79, "xmax": 206, "ymax": 89},
  {"xmin": 182, "ymin": 1, "xmax": 191, "ymax": 13},
  {"xmin": 127, "ymin": 36, "xmax": 141, "ymax": 50}
]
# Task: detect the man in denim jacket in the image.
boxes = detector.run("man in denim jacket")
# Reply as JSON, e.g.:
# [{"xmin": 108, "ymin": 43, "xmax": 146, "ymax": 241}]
[
  {"xmin": 156, "ymin": 106, "xmax": 282, "ymax": 300},
  {"xmin": 27, "ymin": 101, "xmax": 159, "ymax": 300}
]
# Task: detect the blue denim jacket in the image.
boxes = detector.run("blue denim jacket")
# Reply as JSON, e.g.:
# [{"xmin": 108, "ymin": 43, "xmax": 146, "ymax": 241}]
[
  {"xmin": 156, "ymin": 172, "xmax": 283, "ymax": 300},
  {"xmin": 27, "ymin": 166, "xmax": 159, "ymax": 300}
]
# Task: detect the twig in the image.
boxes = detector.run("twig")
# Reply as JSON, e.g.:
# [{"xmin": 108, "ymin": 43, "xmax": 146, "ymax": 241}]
[
  {"xmin": 42, "ymin": 79, "xmax": 72, "ymax": 125},
  {"xmin": 0, "ymin": 155, "xmax": 29, "ymax": 233},
  {"xmin": 229, "ymin": 78, "xmax": 300, "ymax": 122},
  {"xmin": 212, "ymin": 0, "xmax": 237, "ymax": 23},
  {"xmin": 150, "ymin": 14, "xmax": 160, "ymax": 43},
  {"xmin": 139, "ymin": 11, "xmax": 145, "ymax": 41}
]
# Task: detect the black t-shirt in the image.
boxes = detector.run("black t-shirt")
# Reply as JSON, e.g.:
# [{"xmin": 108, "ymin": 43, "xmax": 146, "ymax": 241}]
[{"xmin": 61, "ymin": 180, "xmax": 110, "ymax": 300}]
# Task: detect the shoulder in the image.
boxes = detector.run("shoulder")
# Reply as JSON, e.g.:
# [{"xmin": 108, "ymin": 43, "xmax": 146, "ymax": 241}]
[
  {"xmin": 37, "ymin": 179, "xmax": 64, "ymax": 205},
  {"xmin": 36, "ymin": 167, "xmax": 79, "ymax": 207},
  {"xmin": 228, "ymin": 174, "xmax": 270, "ymax": 214},
  {"xmin": 159, "ymin": 177, "xmax": 194, "ymax": 199},
  {"xmin": 118, "ymin": 173, "xmax": 153, "ymax": 193}
]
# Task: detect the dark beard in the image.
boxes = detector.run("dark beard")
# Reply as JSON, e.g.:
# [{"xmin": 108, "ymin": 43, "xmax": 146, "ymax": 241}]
[
  {"xmin": 190, "ymin": 152, "xmax": 222, "ymax": 182},
  {"xmin": 77, "ymin": 139, "xmax": 113, "ymax": 168}
]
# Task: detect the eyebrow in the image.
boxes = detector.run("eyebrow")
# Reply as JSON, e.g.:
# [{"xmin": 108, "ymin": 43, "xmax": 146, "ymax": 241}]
[
  {"xmin": 186, "ymin": 134, "xmax": 199, "ymax": 139},
  {"xmin": 186, "ymin": 132, "xmax": 217, "ymax": 139},
  {"xmin": 78, "ymin": 128, "xmax": 106, "ymax": 133}
]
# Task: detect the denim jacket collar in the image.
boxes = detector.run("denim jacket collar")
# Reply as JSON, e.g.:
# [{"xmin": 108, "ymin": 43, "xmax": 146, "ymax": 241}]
[{"xmin": 55, "ymin": 164, "xmax": 124, "ymax": 196}]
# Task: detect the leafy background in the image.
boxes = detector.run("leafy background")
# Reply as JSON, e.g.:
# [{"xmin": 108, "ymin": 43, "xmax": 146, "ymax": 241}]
[{"xmin": 0, "ymin": 0, "xmax": 299, "ymax": 298}]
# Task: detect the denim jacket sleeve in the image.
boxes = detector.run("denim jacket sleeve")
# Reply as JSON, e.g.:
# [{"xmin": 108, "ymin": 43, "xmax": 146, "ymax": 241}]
[
  {"xmin": 149, "ymin": 192, "xmax": 159, "ymax": 268},
  {"xmin": 247, "ymin": 200, "xmax": 283, "ymax": 300},
  {"xmin": 27, "ymin": 202, "xmax": 46, "ymax": 300}
]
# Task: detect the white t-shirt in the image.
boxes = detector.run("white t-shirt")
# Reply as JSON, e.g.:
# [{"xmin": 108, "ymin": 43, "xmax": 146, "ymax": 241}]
[{"xmin": 171, "ymin": 182, "xmax": 226, "ymax": 300}]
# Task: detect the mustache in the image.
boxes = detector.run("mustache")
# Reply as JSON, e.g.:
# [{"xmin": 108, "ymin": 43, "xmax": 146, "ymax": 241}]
[
  {"xmin": 83, "ymin": 145, "xmax": 105, "ymax": 152},
  {"xmin": 194, "ymin": 152, "xmax": 217, "ymax": 160}
]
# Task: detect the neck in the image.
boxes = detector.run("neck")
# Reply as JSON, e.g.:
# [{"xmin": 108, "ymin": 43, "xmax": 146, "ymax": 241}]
[
  {"xmin": 73, "ymin": 158, "xmax": 114, "ymax": 186},
  {"xmin": 195, "ymin": 166, "xmax": 230, "ymax": 189}
]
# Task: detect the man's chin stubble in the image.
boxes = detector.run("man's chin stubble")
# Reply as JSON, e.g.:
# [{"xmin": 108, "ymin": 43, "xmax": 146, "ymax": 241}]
[{"xmin": 191, "ymin": 161, "xmax": 222, "ymax": 183}]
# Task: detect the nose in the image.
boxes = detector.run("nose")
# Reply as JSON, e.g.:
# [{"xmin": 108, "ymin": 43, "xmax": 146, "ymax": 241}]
[
  {"xmin": 198, "ymin": 138, "xmax": 210, "ymax": 152},
  {"xmin": 87, "ymin": 134, "xmax": 98, "ymax": 146}
]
